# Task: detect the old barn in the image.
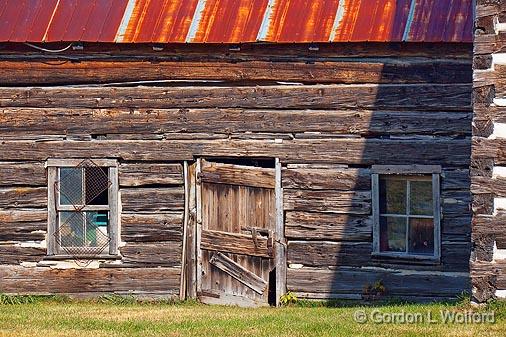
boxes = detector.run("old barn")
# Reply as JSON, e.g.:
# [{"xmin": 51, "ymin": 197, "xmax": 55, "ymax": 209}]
[{"xmin": 0, "ymin": 0, "xmax": 479, "ymax": 306}]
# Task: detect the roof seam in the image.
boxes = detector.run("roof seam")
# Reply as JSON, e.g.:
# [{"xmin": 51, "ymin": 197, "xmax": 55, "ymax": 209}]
[{"xmin": 42, "ymin": 0, "xmax": 61, "ymax": 42}]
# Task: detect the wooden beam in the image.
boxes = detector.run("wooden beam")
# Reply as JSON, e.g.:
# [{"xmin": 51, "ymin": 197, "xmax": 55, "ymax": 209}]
[
  {"xmin": 0, "ymin": 108, "xmax": 471, "ymax": 136},
  {"xmin": 282, "ymin": 167, "xmax": 371, "ymax": 190},
  {"xmin": 200, "ymin": 160, "xmax": 275, "ymax": 189},
  {"xmin": 0, "ymin": 209, "xmax": 47, "ymax": 241},
  {"xmin": 287, "ymin": 267, "xmax": 470, "ymax": 297},
  {"xmin": 275, "ymin": 158, "xmax": 286, "ymax": 306},
  {"xmin": 121, "ymin": 212, "xmax": 183, "ymax": 242},
  {"xmin": 0, "ymin": 138, "xmax": 471, "ymax": 166},
  {"xmin": 201, "ymin": 230, "xmax": 272, "ymax": 258},
  {"xmin": 0, "ymin": 59, "xmax": 471, "ymax": 85},
  {"xmin": 0, "ymin": 187, "xmax": 47, "ymax": 208},
  {"xmin": 209, "ymin": 252, "xmax": 267, "ymax": 295},
  {"xmin": 186, "ymin": 162, "xmax": 197, "ymax": 299},
  {"xmin": 195, "ymin": 159, "xmax": 203, "ymax": 297},
  {"xmin": 285, "ymin": 211, "xmax": 372, "ymax": 241},
  {"xmin": 0, "ymin": 84, "xmax": 472, "ymax": 111},
  {"xmin": 119, "ymin": 163, "xmax": 183, "ymax": 187},
  {"xmin": 180, "ymin": 161, "xmax": 189, "ymax": 300},
  {"xmin": 283, "ymin": 190, "xmax": 371, "ymax": 214},
  {"xmin": 120, "ymin": 242, "xmax": 182, "ymax": 267},
  {"xmin": 287, "ymin": 241, "xmax": 372, "ymax": 267},
  {"xmin": 121, "ymin": 187, "xmax": 185, "ymax": 211},
  {"xmin": 0, "ymin": 162, "xmax": 46, "ymax": 186},
  {"xmin": 0, "ymin": 265, "xmax": 181, "ymax": 295}
]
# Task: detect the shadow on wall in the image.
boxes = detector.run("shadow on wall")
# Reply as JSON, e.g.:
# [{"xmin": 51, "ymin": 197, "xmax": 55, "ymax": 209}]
[{"xmin": 323, "ymin": 43, "xmax": 473, "ymax": 302}]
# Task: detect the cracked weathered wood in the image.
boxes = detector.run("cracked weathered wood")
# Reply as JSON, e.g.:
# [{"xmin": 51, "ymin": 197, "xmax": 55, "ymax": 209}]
[{"xmin": 209, "ymin": 252, "xmax": 267, "ymax": 295}]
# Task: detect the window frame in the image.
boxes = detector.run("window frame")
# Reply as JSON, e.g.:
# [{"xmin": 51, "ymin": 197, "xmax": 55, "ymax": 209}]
[
  {"xmin": 371, "ymin": 165, "xmax": 441, "ymax": 261},
  {"xmin": 46, "ymin": 158, "xmax": 119, "ymax": 257}
]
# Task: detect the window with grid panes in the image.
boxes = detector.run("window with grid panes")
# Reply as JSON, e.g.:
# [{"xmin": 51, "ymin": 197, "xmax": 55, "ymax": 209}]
[
  {"xmin": 46, "ymin": 159, "xmax": 119, "ymax": 257},
  {"xmin": 371, "ymin": 166, "xmax": 441, "ymax": 260}
]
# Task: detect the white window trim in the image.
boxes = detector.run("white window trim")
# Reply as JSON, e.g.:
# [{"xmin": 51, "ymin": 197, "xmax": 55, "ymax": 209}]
[
  {"xmin": 371, "ymin": 165, "xmax": 441, "ymax": 261},
  {"xmin": 46, "ymin": 158, "xmax": 119, "ymax": 257}
]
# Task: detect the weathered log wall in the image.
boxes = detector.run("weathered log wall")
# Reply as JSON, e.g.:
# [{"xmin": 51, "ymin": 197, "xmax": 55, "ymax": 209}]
[
  {"xmin": 0, "ymin": 43, "xmax": 472, "ymax": 300},
  {"xmin": 0, "ymin": 160, "xmax": 184, "ymax": 297},
  {"xmin": 472, "ymin": 0, "xmax": 506, "ymax": 302}
]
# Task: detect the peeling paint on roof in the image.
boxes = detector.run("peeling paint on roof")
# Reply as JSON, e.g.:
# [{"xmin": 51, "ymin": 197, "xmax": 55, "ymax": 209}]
[{"xmin": 0, "ymin": 0, "xmax": 474, "ymax": 43}]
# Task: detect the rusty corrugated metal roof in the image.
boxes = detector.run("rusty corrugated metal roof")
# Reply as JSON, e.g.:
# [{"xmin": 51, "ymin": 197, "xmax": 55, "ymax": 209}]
[{"xmin": 0, "ymin": 0, "xmax": 473, "ymax": 43}]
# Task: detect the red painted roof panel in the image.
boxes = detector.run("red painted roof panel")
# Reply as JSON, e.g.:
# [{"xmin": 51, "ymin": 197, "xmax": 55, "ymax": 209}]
[
  {"xmin": 0, "ymin": 0, "xmax": 474, "ymax": 43},
  {"xmin": 265, "ymin": 0, "xmax": 340, "ymax": 43},
  {"xmin": 25, "ymin": 0, "xmax": 60, "ymax": 42},
  {"xmin": 119, "ymin": 0, "xmax": 199, "ymax": 43},
  {"xmin": 192, "ymin": 0, "xmax": 268, "ymax": 42}
]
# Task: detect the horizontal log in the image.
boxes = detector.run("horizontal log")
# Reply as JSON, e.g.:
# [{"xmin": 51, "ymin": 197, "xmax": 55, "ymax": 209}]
[
  {"xmin": 285, "ymin": 211, "xmax": 371, "ymax": 241},
  {"xmin": 200, "ymin": 161, "xmax": 275, "ymax": 189},
  {"xmin": 476, "ymin": 2, "xmax": 506, "ymax": 18},
  {"xmin": 442, "ymin": 216, "xmax": 471, "ymax": 236},
  {"xmin": 0, "ymin": 84, "xmax": 472, "ymax": 111},
  {"xmin": 0, "ymin": 244, "xmax": 45, "ymax": 265},
  {"xmin": 121, "ymin": 187, "xmax": 185, "ymax": 212},
  {"xmin": 121, "ymin": 212, "xmax": 183, "ymax": 242},
  {"xmin": 287, "ymin": 267, "xmax": 470, "ymax": 297},
  {"xmin": 470, "ymin": 260, "xmax": 498, "ymax": 302},
  {"xmin": 0, "ymin": 42, "xmax": 472, "ymax": 60},
  {"xmin": 0, "ymin": 58, "xmax": 472, "ymax": 85},
  {"xmin": 497, "ymin": 260, "xmax": 506, "ymax": 289},
  {"xmin": 474, "ymin": 106, "xmax": 506, "ymax": 122},
  {"xmin": 0, "ymin": 138, "xmax": 471, "ymax": 165},
  {"xmin": 120, "ymin": 242, "xmax": 182, "ymax": 267},
  {"xmin": 287, "ymin": 241, "xmax": 372, "ymax": 267},
  {"xmin": 119, "ymin": 163, "xmax": 183, "ymax": 186},
  {"xmin": 472, "ymin": 176, "xmax": 506, "ymax": 196},
  {"xmin": 0, "ymin": 108, "xmax": 471, "ymax": 136},
  {"xmin": 473, "ymin": 137, "xmax": 506, "ymax": 163},
  {"xmin": 487, "ymin": 65, "xmax": 506, "ymax": 97},
  {"xmin": 474, "ymin": 34, "xmax": 506, "ymax": 55},
  {"xmin": 0, "ymin": 209, "xmax": 47, "ymax": 241},
  {"xmin": 442, "ymin": 242, "xmax": 471, "ymax": 271},
  {"xmin": 283, "ymin": 190, "xmax": 371, "ymax": 214},
  {"xmin": 0, "ymin": 187, "xmax": 47, "ymax": 208},
  {"xmin": 442, "ymin": 190, "xmax": 472, "ymax": 217},
  {"xmin": 282, "ymin": 167, "xmax": 370, "ymax": 190},
  {"xmin": 0, "ymin": 162, "xmax": 46, "ymax": 186},
  {"xmin": 473, "ymin": 214, "xmax": 506, "ymax": 249},
  {"xmin": 201, "ymin": 230, "xmax": 272, "ymax": 258},
  {"xmin": 0, "ymin": 265, "xmax": 180, "ymax": 294},
  {"xmin": 442, "ymin": 169, "xmax": 470, "ymax": 190}
]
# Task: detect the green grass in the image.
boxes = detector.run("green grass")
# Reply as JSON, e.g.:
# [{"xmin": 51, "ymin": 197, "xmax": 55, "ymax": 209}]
[{"xmin": 0, "ymin": 296, "xmax": 505, "ymax": 337}]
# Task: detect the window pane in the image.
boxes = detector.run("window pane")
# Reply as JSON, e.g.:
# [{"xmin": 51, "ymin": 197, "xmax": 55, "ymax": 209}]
[
  {"xmin": 59, "ymin": 211, "xmax": 85, "ymax": 247},
  {"xmin": 408, "ymin": 218, "xmax": 434, "ymax": 255},
  {"xmin": 410, "ymin": 180, "xmax": 433, "ymax": 216},
  {"xmin": 85, "ymin": 167, "xmax": 109, "ymax": 205},
  {"xmin": 379, "ymin": 178, "xmax": 406, "ymax": 214},
  {"xmin": 379, "ymin": 216, "xmax": 406, "ymax": 252},
  {"xmin": 59, "ymin": 168, "xmax": 83, "ymax": 205},
  {"xmin": 85, "ymin": 211, "xmax": 110, "ymax": 248}
]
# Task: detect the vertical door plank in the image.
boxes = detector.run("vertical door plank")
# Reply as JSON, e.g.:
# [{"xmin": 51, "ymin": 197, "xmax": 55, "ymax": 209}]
[{"xmin": 275, "ymin": 158, "xmax": 286, "ymax": 306}]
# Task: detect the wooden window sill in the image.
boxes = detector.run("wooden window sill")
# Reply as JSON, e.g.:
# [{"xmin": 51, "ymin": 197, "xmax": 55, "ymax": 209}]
[
  {"xmin": 43, "ymin": 254, "xmax": 122, "ymax": 261},
  {"xmin": 371, "ymin": 252, "xmax": 440, "ymax": 265}
]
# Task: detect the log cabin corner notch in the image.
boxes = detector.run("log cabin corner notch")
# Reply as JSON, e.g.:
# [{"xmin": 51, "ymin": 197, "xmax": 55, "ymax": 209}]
[{"xmin": 0, "ymin": 0, "xmax": 473, "ymax": 305}]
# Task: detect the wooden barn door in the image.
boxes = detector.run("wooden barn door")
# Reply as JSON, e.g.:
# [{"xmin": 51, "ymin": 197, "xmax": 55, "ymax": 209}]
[{"xmin": 196, "ymin": 159, "xmax": 281, "ymax": 307}]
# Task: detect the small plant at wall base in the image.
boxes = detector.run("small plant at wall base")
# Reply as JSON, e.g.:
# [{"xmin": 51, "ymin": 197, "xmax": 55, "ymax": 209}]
[
  {"xmin": 279, "ymin": 292, "xmax": 298, "ymax": 306},
  {"xmin": 362, "ymin": 281, "xmax": 386, "ymax": 301}
]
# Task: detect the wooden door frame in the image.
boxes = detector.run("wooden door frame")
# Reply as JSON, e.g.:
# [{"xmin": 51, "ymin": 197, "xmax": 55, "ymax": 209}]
[
  {"xmin": 186, "ymin": 157, "xmax": 286, "ymax": 306},
  {"xmin": 274, "ymin": 158, "xmax": 287, "ymax": 306}
]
